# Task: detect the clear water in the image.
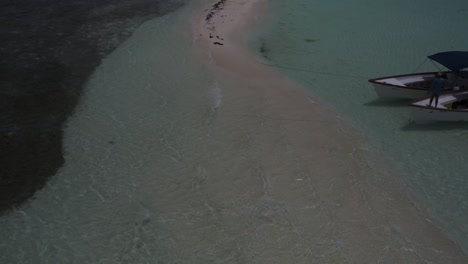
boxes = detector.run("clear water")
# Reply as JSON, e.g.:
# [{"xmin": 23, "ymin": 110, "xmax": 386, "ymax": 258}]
[
  {"xmin": 1, "ymin": 0, "xmax": 468, "ymax": 262},
  {"xmin": 257, "ymin": 0, "xmax": 468, "ymax": 251},
  {"xmin": 0, "ymin": 4, "xmax": 216, "ymax": 263}
]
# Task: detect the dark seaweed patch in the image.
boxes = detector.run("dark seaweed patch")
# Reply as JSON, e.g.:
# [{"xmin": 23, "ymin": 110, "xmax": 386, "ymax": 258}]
[
  {"xmin": 304, "ymin": 38, "xmax": 319, "ymax": 43},
  {"xmin": 205, "ymin": 0, "xmax": 227, "ymax": 23},
  {"xmin": 259, "ymin": 39, "xmax": 270, "ymax": 60},
  {"xmin": 0, "ymin": 0, "xmax": 185, "ymax": 215}
]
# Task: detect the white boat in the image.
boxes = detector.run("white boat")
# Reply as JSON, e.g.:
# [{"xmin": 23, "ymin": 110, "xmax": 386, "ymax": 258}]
[
  {"xmin": 369, "ymin": 71, "xmax": 454, "ymax": 99},
  {"xmin": 410, "ymin": 90, "xmax": 468, "ymax": 123},
  {"xmin": 369, "ymin": 51, "xmax": 468, "ymax": 99}
]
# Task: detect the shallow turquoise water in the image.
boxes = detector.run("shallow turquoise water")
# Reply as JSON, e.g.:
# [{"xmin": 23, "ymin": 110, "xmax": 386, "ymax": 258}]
[
  {"xmin": 1, "ymin": 0, "xmax": 468, "ymax": 262},
  {"xmin": 0, "ymin": 3, "xmax": 219, "ymax": 262},
  {"xmin": 257, "ymin": 0, "xmax": 468, "ymax": 251}
]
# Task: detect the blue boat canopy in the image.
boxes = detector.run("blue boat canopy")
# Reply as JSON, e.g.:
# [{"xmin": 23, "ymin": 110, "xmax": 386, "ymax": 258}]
[{"xmin": 428, "ymin": 51, "xmax": 468, "ymax": 71}]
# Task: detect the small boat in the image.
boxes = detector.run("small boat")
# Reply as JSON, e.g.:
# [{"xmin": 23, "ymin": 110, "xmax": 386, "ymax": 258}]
[
  {"xmin": 369, "ymin": 51, "xmax": 468, "ymax": 99},
  {"xmin": 410, "ymin": 90, "xmax": 468, "ymax": 123}
]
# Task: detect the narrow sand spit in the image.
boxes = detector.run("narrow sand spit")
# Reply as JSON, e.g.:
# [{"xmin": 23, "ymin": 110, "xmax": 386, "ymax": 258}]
[{"xmin": 191, "ymin": 0, "xmax": 468, "ymax": 262}]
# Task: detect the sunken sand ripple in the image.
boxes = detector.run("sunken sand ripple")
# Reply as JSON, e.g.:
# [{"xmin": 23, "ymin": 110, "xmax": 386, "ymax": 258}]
[{"xmin": 0, "ymin": 0, "xmax": 466, "ymax": 262}]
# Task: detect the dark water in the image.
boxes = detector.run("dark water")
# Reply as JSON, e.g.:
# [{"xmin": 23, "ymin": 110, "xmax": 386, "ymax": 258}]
[{"xmin": 0, "ymin": 0, "xmax": 186, "ymax": 215}]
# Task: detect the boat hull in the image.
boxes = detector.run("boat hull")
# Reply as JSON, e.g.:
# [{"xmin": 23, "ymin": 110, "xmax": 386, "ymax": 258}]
[
  {"xmin": 369, "ymin": 72, "xmax": 438, "ymax": 99},
  {"xmin": 409, "ymin": 91, "xmax": 468, "ymax": 123},
  {"xmin": 369, "ymin": 71, "xmax": 466, "ymax": 99}
]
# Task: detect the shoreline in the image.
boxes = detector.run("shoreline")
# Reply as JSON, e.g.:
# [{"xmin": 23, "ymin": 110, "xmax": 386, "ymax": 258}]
[
  {"xmin": 0, "ymin": 0, "xmax": 185, "ymax": 215},
  {"xmin": 193, "ymin": 0, "xmax": 468, "ymax": 261}
]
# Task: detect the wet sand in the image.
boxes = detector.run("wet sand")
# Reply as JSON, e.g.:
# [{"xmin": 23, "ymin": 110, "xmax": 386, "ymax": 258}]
[
  {"xmin": 0, "ymin": 0, "xmax": 184, "ymax": 215},
  {"xmin": 192, "ymin": 0, "xmax": 468, "ymax": 261}
]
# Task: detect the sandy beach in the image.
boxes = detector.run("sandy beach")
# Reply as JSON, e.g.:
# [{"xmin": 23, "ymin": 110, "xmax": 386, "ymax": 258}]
[{"xmin": 192, "ymin": 0, "xmax": 468, "ymax": 262}]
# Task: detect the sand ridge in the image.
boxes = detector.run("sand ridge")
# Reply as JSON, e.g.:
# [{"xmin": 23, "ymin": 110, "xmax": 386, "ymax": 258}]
[{"xmin": 190, "ymin": 0, "xmax": 468, "ymax": 262}]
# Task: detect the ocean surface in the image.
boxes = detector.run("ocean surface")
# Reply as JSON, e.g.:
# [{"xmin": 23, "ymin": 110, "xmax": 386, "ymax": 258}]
[
  {"xmin": 1, "ymin": 0, "xmax": 468, "ymax": 262},
  {"xmin": 0, "ymin": 0, "xmax": 186, "ymax": 213},
  {"xmin": 256, "ymin": 0, "xmax": 468, "ymax": 251}
]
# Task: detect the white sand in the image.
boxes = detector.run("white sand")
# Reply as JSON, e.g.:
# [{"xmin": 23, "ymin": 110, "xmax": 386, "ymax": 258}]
[{"xmin": 191, "ymin": 0, "xmax": 468, "ymax": 262}]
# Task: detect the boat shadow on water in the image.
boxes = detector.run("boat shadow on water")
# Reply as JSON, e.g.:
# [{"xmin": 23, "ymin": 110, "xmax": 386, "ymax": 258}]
[
  {"xmin": 364, "ymin": 98, "xmax": 409, "ymax": 107},
  {"xmin": 401, "ymin": 121, "xmax": 468, "ymax": 131}
]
